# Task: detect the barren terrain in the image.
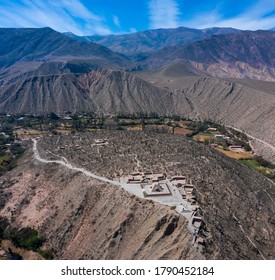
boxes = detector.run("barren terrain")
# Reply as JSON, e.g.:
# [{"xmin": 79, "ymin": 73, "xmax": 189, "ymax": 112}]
[{"xmin": 1, "ymin": 131, "xmax": 274, "ymax": 259}]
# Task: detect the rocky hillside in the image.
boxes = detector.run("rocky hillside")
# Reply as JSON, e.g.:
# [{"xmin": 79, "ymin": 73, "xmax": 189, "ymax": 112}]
[
  {"xmin": 0, "ymin": 27, "xmax": 129, "ymax": 86},
  {"xmin": 139, "ymin": 62, "xmax": 275, "ymax": 150},
  {"xmin": 0, "ymin": 27, "xmax": 274, "ymax": 160},
  {"xmin": 142, "ymin": 30, "xmax": 275, "ymax": 81},
  {"xmin": 0, "ymin": 144, "xmax": 198, "ymax": 260},
  {"xmin": 1, "ymin": 60, "xmax": 275, "ymax": 157},
  {"xmin": 0, "ymin": 131, "xmax": 274, "ymax": 259},
  {"xmin": 0, "ymin": 64, "xmax": 173, "ymax": 115},
  {"xmin": 67, "ymin": 27, "xmax": 239, "ymax": 56},
  {"xmin": 0, "ymin": 27, "xmax": 127, "ymax": 68}
]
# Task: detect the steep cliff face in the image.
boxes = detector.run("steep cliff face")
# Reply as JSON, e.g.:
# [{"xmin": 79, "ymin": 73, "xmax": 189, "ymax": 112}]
[{"xmin": 0, "ymin": 148, "xmax": 198, "ymax": 260}]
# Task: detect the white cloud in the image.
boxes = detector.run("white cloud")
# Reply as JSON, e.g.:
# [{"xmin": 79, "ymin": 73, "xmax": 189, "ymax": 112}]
[
  {"xmin": 149, "ymin": 0, "xmax": 181, "ymax": 29},
  {"xmin": 113, "ymin": 15, "xmax": 121, "ymax": 28},
  {"xmin": 0, "ymin": 0, "xmax": 111, "ymax": 35},
  {"xmin": 130, "ymin": 28, "xmax": 137, "ymax": 33},
  {"xmin": 183, "ymin": 0, "xmax": 275, "ymax": 30}
]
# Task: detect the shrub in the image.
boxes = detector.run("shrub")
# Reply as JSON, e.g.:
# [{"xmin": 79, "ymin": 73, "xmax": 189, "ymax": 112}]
[
  {"xmin": 0, "ymin": 217, "xmax": 9, "ymax": 240},
  {"xmin": 244, "ymin": 143, "xmax": 252, "ymax": 152},
  {"xmin": 11, "ymin": 227, "xmax": 45, "ymax": 251},
  {"xmin": 254, "ymin": 156, "xmax": 274, "ymax": 168},
  {"xmin": 38, "ymin": 249, "xmax": 54, "ymax": 260}
]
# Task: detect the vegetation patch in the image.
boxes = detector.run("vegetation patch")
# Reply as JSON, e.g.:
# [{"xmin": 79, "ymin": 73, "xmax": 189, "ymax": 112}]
[
  {"xmin": 0, "ymin": 155, "xmax": 10, "ymax": 165},
  {"xmin": 0, "ymin": 216, "xmax": 53, "ymax": 259},
  {"xmin": 239, "ymin": 158, "xmax": 275, "ymax": 181},
  {"xmin": 11, "ymin": 227, "xmax": 45, "ymax": 251},
  {"xmin": 216, "ymin": 147, "xmax": 252, "ymax": 159}
]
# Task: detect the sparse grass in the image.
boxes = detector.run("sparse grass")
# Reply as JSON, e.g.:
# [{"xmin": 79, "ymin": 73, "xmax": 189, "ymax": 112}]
[
  {"xmin": 215, "ymin": 147, "xmax": 252, "ymax": 159},
  {"xmin": 37, "ymin": 249, "xmax": 54, "ymax": 260},
  {"xmin": 239, "ymin": 159, "xmax": 274, "ymax": 179},
  {"xmin": 126, "ymin": 126, "xmax": 142, "ymax": 131},
  {"xmin": 0, "ymin": 155, "xmax": 9, "ymax": 165},
  {"xmin": 118, "ymin": 119, "xmax": 140, "ymax": 124},
  {"xmin": 193, "ymin": 133, "xmax": 213, "ymax": 142},
  {"xmin": 55, "ymin": 129, "xmax": 71, "ymax": 134},
  {"xmin": 0, "ymin": 217, "xmax": 53, "ymax": 259},
  {"xmin": 174, "ymin": 127, "xmax": 193, "ymax": 135},
  {"xmin": 16, "ymin": 129, "xmax": 44, "ymax": 139},
  {"xmin": 18, "ymin": 129, "xmax": 41, "ymax": 135},
  {"xmin": 239, "ymin": 159, "xmax": 260, "ymax": 169}
]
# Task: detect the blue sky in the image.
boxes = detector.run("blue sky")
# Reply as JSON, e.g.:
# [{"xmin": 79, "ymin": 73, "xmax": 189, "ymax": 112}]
[{"xmin": 0, "ymin": 0, "xmax": 274, "ymax": 35}]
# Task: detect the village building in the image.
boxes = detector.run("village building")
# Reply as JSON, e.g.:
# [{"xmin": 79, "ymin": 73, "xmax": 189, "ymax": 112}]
[
  {"xmin": 143, "ymin": 182, "xmax": 171, "ymax": 196},
  {"xmin": 207, "ymin": 127, "xmax": 217, "ymax": 132},
  {"xmin": 151, "ymin": 173, "xmax": 166, "ymax": 182},
  {"xmin": 229, "ymin": 145, "xmax": 242, "ymax": 149},
  {"xmin": 125, "ymin": 175, "xmax": 145, "ymax": 184},
  {"xmin": 171, "ymin": 176, "xmax": 187, "ymax": 186},
  {"xmin": 184, "ymin": 184, "xmax": 194, "ymax": 194},
  {"xmin": 121, "ymin": 171, "xmax": 203, "ymax": 242}
]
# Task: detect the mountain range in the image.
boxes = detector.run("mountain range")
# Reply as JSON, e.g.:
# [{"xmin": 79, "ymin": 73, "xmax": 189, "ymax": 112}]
[
  {"xmin": 0, "ymin": 26, "xmax": 275, "ymax": 153},
  {"xmin": 64, "ymin": 26, "xmax": 240, "ymax": 56},
  {"xmin": 0, "ymin": 25, "xmax": 275, "ymax": 261}
]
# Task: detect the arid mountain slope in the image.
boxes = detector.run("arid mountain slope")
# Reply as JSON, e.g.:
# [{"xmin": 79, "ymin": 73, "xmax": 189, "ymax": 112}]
[
  {"xmin": 140, "ymin": 63, "xmax": 275, "ymax": 151},
  {"xmin": 66, "ymin": 27, "xmax": 239, "ymax": 56},
  {"xmin": 176, "ymin": 78, "xmax": 275, "ymax": 147},
  {"xmin": 0, "ymin": 144, "xmax": 199, "ymax": 260},
  {"xmin": 0, "ymin": 27, "xmax": 127, "ymax": 68},
  {"xmin": 1, "ymin": 131, "xmax": 274, "ymax": 259},
  {"xmin": 0, "ymin": 27, "xmax": 274, "ymax": 161},
  {"xmin": 142, "ymin": 31, "xmax": 275, "ymax": 81},
  {"xmin": 0, "ymin": 28, "xmax": 129, "ymax": 86},
  {"xmin": 0, "ymin": 65, "xmax": 173, "ymax": 115},
  {"xmin": 2, "ymin": 59, "xmax": 275, "ymax": 161}
]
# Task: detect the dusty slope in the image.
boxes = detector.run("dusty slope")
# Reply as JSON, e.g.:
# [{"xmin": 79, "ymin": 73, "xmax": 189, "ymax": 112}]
[
  {"xmin": 35, "ymin": 131, "xmax": 275, "ymax": 259},
  {"xmin": 2, "ymin": 60, "xmax": 275, "ymax": 164},
  {"xmin": 0, "ymin": 146, "xmax": 198, "ymax": 260},
  {"xmin": 0, "ymin": 27, "xmax": 127, "ymax": 68},
  {"xmin": 0, "ymin": 67, "xmax": 173, "ymax": 115},
  {"xmin": 142, "ymin": 30, "xmax": 275, "ymax": 81},
  {"xmin": 140, "ymin": 63, "xmax": 275, "ymax": 156},
  {"xmin": 1, "ymin": 131, "xmax": 275, "ymax": 259},
  {"xmin": 0, "ymin": 28, "xmax": 129, "ymax": 87}
]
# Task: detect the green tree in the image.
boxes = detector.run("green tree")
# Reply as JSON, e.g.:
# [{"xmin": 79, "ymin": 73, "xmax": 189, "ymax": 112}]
[
  {"xmin": 50, "ymin": 112, "xmax": 59, "ymax": 120},
  {"xmin": 244, "ymin": 143, "xmax": 252, "ymax": 152}
]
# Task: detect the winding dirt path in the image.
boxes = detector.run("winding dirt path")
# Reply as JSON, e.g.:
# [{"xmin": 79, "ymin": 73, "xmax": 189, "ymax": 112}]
[
  {"xmin": 226, "ymin": 125, "xmax": 275, "ymax": 153},
  {"xmin": 32, "ymin": 138, "xmax": 121, "ymax": 187}
]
